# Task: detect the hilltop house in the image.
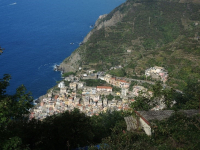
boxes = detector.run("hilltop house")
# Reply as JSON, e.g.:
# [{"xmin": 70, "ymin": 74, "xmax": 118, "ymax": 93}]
[
  {"xmin": 145, "ymin": 66, "xmax": 168, "ymax": 83},
  {"xmin": 132, "ymin": 110, "xmax": 199, "ymax": 136}
]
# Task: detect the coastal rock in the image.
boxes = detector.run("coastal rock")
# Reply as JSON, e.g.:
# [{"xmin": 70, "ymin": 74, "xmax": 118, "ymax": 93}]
[
  {"xmin": 83, "ymin": 10, "xmax": 124, "ymax": 43},
  {"xmin": 59, "ymin": 51, "xmax": 81, "ymax": 73}
]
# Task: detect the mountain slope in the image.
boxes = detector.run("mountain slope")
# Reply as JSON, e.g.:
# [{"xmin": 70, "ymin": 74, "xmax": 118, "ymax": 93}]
[{"xmin": 59, "ymin": 0, "xmax": 200, "ymax": 90}]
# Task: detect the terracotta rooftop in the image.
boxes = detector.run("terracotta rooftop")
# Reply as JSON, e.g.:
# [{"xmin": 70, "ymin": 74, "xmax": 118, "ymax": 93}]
[
  {"xmin": 124, "ymin": 107, "xmax": 131, "ymax": 111},
  {"xmin": 129, "ymin": 99, "xmax": 135, "ymax": 102},
  {"xmin": 54, "ymin": 95, "xmax": 59, "ymax": 99},
  {"xmin": 117, "ymin": 79, "xmax": 128, "ymax": 83},
  {"xmin": 97, "ymin": 86, "xmax": 112, "ymax": 89}
]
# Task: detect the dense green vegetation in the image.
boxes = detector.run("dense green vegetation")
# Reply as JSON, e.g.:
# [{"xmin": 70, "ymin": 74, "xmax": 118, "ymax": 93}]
[
  {"xmin": 89, "ymin": 112, "xmax": 200, "ymax": 150},
  {"xmin": 108, "ymin": 69, "xmax": 126, "ymax": 77},
  {"xmin": 62, "ymin": 72, "xmax": 75, "ymax": 77},
  {"xmin": 111, "ymin": 85, "xmax": 121, "ymax": 92},
  {"xmin": 0, "ymin": 74, "xmax": 33, "ymax": 149},
  {"xmin": 130, "ymin": 80, "xmax": 200, "ymax": 111},
  {"xmin": 82, "ymin": 79, "xmax": 107, "ymax": 87},
  {"xmin": 106, "ymin": 94, "xmax": 114, "ymax": 101},
  {"xmin": 74, "ymin": 0, "xmax": 200, "ymax": 90}
]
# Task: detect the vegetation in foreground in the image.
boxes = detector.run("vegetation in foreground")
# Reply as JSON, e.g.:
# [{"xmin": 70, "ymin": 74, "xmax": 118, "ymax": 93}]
[{"xmin": 1, "ymin": 74, "xmax": 200, "ymax": 150}]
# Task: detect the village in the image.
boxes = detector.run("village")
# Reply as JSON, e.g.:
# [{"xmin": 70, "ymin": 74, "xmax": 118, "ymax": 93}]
[{"xmin": 30, "ymin": 66, "xmax": 169, "ymax": 120}]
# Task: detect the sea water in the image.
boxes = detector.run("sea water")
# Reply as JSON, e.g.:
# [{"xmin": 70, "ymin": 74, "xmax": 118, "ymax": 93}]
[{"xmin": 0, "ymin": 0, "xmax": 125, "ymax": 99}]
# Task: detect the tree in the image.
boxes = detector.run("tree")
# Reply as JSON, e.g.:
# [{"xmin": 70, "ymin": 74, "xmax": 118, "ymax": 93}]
[
  {"xmin": 162, "ymin": 87, "xmax": 176, "ymax": 109},
  {"xmin": 131, "ymin": 81, "xmax": 176, "ymax": 110},
  {"xmin": 130, "ymin": 94, "xmax": 157, "ymax": 111},
  {"xmin": 89, "ymin": 112, "xmax": 200, "ymax": 150},
  {"xmin": 173, "ymin": 79, "xmax": 200, "ymax": 110},
  {"xmin": 35, "ymin": 109, "xmax": 94, "ymax": 150},
  {"xmin": 152, "ymin": 81, "xmax": 163, "ymax": 98},
  {"xmin": 90, "ymin": 110, "xmax": 130, "ymax": 144},
  {"xmin": 106, "ymin": 94, "xmax": 114, "ymax": 101},
  {"xmin": 0, "ymin": 74, "xmax": 33, "ymax": 126},
  {"xmin": 154, "ymin": 112, "xmax": 200, "ymax": 149},
  {"xmin": 0, "ymin": 74, "xmax": 33, "ymax": 148},
  {"xmin": 7, "ymin": 109, "xmax": 94, "ymax": 150},
  {"xmin": 152, "ymin": 81, "xmax": 176, "ymax": 109}
]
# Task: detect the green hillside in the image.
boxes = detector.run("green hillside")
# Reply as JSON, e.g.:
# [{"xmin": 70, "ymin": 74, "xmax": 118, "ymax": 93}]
[
  {"xmin": 1, "ymin": 1, "xmax": 200, "ymax": 149},
  {"xmin": 63, "ymin": 0, "xmax": 200, "ymax": 90}
]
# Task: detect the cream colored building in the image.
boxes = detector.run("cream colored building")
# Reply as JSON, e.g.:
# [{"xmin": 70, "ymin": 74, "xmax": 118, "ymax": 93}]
[{"xmin": 96, "ymin": 86, "xmax": 112, "ymax": 92}]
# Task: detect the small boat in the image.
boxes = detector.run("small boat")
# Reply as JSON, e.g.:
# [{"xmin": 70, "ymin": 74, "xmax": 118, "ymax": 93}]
[{"xmin": 70, "ymin": 43, "xmax": 74, "ymax": 45}]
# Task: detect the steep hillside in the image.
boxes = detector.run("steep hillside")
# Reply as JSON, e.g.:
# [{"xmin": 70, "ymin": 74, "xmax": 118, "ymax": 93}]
[{"xmin": 59, "ymin": 0, "xmax": 200, "ymax": 90}]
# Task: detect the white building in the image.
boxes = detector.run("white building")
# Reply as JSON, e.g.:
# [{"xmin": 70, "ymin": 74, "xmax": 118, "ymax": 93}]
[{"xmin": 58, "ymin": 81, "xmax": 65, "ymax": 88}]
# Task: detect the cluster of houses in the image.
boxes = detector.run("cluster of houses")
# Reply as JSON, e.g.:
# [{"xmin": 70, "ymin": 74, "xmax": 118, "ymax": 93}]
[
  {"xmin": 30, "ymin": 74, "xmax": 133, "ymax": 120},
  {"xmin": 145, "ymin": 66, "xmax": 168, "ymax": 83},
  {"xmin": 30, "ymin": 66, "xmax": 170, "ymax": 120}
]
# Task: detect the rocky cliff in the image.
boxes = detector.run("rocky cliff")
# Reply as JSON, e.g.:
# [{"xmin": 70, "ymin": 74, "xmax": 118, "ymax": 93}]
[
  {"xmin": 59, "ymin": 50, "xmax": 81, "ymax": 72},
  {"xmin": 83, "ymin": 10, "xmax": 125, "ymax": 43}
]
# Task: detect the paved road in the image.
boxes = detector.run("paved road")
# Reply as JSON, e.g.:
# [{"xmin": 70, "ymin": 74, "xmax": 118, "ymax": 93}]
[{"xmin": 115, "ymin": 76, "xmax": 183, "ymax": 94}]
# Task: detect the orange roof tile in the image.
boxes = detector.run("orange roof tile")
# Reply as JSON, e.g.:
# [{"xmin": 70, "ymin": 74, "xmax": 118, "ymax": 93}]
[
  {"xmin": 54, "ymin": 95, "xmax": 59, "ymax": 99},
  {"xmin": 124, "ymin": 107, "xmax": 131, "ymax": 110},
  {"xmin": 97, "ymin": 86, "xmax": 112, "ymax": 89},
  {"xmin": 130, "ymin": 99, "xmax": 135, "ymax": 102},
  {"xmin": 116, "ymin": 79, "xmax": 128, "ymax": 83}
]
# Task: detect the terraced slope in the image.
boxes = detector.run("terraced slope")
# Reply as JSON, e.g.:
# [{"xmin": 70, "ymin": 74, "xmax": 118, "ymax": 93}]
[{"xmin": 60, "ymin": 0, "xmax": 200, "ymax": 90}]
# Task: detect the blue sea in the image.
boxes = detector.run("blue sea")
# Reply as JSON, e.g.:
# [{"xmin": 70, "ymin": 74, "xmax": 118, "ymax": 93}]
[{"xmin": 0, "ymin": 0, "xmax": 125, "ymax": 99}]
